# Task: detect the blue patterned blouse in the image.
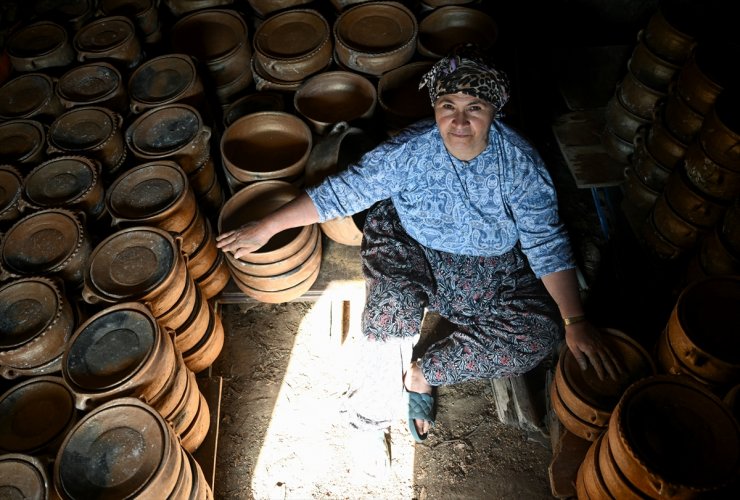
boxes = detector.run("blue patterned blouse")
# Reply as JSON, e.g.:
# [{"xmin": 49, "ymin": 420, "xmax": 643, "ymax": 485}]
[{"xmin": 305, "ymin": 118, "xmax": 575, "ymax": 278}]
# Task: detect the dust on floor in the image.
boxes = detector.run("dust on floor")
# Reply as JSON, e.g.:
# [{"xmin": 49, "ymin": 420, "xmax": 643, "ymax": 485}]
[{"xmin": 212, "ymin": 301, "xmax": 552, "ymax": 499}]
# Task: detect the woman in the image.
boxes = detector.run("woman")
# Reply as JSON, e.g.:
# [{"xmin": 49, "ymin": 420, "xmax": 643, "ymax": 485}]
[{"xmin": 217, "ymin": 45, "xmax": 620, "ymax": 442}]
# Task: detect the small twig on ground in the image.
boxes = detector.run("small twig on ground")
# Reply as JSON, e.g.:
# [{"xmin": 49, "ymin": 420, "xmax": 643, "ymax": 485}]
[{"xmin": 430, "ymin": 420, "xmax": 484, "ymax": 449}]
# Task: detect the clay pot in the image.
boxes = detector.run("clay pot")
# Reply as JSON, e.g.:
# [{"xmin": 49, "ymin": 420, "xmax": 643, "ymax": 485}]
[
  {"xmin": 214, "ymin": 61, "xmax": 255, "ymax": 104},
  {"xmin": 47, "ymin": 106, "xmax": 126, "ymax": 174},
  {"xmin": 549, "ymin": 376, "xmax": 603, "ymax": 441},
  {"xmin": 641, "ymin": 6, "xmax": 697, "ymax": 63},
  {"xmin": 84, "ymin": 227, "xmax": 191, "ymax": 317},
  {"xmin": 167, "ymin": 447, "xmax": 193, "ymax": 499},
  {"xmin": 607, "ymin": 375, "xmax": 740, "ymax": 498},
  {"xmin": 195, "ymin": 251, "xmax": 230, "ymax": 300},
  {"xmin": 197, "ymin": 171, "xmax": 226, "ymax": 217},
  {"xmin": 177, "ymin": 207, "xmax": 208, "ymax": 256},
  {"xmin": 663, "ymin": 91, "xmax": 704, "ymax": 143},
  {"xmin": 642, "ymin": 210, "xmax": 684, "ymax": 260},
  {"xmin": 0, "ymin": 277, "xmax": 75, "ymax": 378},
  {"xmin": 579, "ymin": 435, "xmax": 613, "ymax": 500},
  {"xmin": 129, "ymin": 53, "xmax": 205, "ymax": 115},
  {"xmin": 334, "ymin": 1, "xmax": 418, "ymax": 77},
  {"xmin": 171, "ymin": 9, "xmax": 252, "ymax": 88},
  {"xmin": 0, "ymin": 209, "xmax": 92, "ymax": 286},
  {"xmin": 56, "ymin": 62, "xmax": 128, "ymax": 113},
  {"xmin": 32, "ymin": 0, "xmax": 97, "ymax": 32},
  {"xmin": 294, "ymin": 71, "xmax": 377, "ymax": 134},
  {"xmin": 220, "ymin": 111, "xmax": 312, "ymax": 183},
  {"xmin": 147, "ymin": 349, "xmax": 188, "ymax": 419},
  {"xmin": 0, "ymin": 376, "xmax": 78, "ymax": 456},
  {"xmin": 187, "ymin": 448, "xmax": 212, "ymax": 499},
  {"xmin": 157, "ymin": 273, "xmax": 199, "ymax": 332},
  {"xmin": 246, "ymin": 0, "xmax": 313, "ymax": 17},
  {"xmin": 223, "ymin": 92, "xmax": 285, "ymax": 128},
  {"xmin": 126, "ymin": 104, "xmax": 212, "ymax": 174},
  {"xmin": 0, "ymin": 166, "xmax": 24, "ymax": 228},
  {"xmin": 605, "ymin": 93, "xmax": 650, "ymax": 142},
  {"xmin": 627, "ymin": 36, "xmax": 682, "ymax": 91},
  {"xmin": 597, "ymin": 428, "xmax": 649, "ymax": 500},
  {"xmin": 62, "ymin": 302, "xmax": 177, "ymax": 409},
  {"xmin": 179, "ymin": 391, "xmax": 210, "ymax": 453},
  {"xmin": 188, "ymin": 156, "xmax": 217, "ymax": 197},
  {"xmin": 417, "ymin": 6, "xmax": 497, "ymax": 60},
  {"xmin": 99, "ymin": 0, "xmax": 161, "ymax": 41},
  {"xmin": 632, "ymin": 130, "xmax": 672, "ymax": 191},
  {"xmin": 181, "ymin": 302, "xmax": 224, "ymax": 373},
  {"xmin": 617, "ymin": 69, "xmax": 667, "ymax": 120},
  {"xmin": 699, "ymin": 91, "xmax": 740, "ymax": 171},
  {"xmin": 251, "ymin": 56, "xmax": 306, "ymax": 93},
  {"xmin": 0, "ymin": 120, "xmax": 46, "ymax": 166},
  {"xmin": 253, "ymin": 9, "xmax": 332, "ymax": 83},
  {"xmin": 174, "ymin": 285, "xmax": 210, "ymax": 352},
  {"xmin": 700, "ymin": 226, "xmax": 740, "ymax": 276},
  {"xmin": 601, "ymin": 126, "xmax": 634, "ymax": 164},
  {"xmin": 186, "ymin": 216, "xmax": 218, "ymax": 279},
  {"xmin": 23, "ymin": 156, "xmax": 105, "ymax": 219},
  {"xmin": 663, "ymin": 166, "xmax": 728, "ymax": 229},
  {"xmin": 684, "ymin": 140, "xmax": 740, "ymax": 201},
  {"xmin": 651, "ymin": 193, "xmax": 705, "ymax": 249},
  {"xmin": 622, "ymin": 166, "xmax": 659, "ymax": 214},
  {"xmin": 376, "ymin": 61, "xmax": 435, "ymax": 131},
  {"xmin": 5, "ymin": 20, "xmax": 75, "ymax": 72},
  {"xmin": 676, "ymin": 43, "xmax": 728, "ymax": 116},
  {"xmin": 74, "ymin": 16, "xmax": 143, "ymax": 69},
  {"xmin": 645, "ymin": 112, "xmax": 688, "ymax": 169},
  {"xmin": 106, "ymin": 161, "xmax": 197, "ymax": 234},
  {"xmin": 0, "ymin": 454, "xmax": 53, "ymax": 499},
  {"xmin": 0, "ymin": 73, "xmax": 63, "ymax": 123},
  {"xmin": 54, "ymin": 397, "xmax": 183, "ymax": 499}
]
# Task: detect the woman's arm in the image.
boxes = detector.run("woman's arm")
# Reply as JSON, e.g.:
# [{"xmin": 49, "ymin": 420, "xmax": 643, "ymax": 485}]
[
  {"xmin": 216, "ymin": 192, "xmax": 319, "ymax": 259},
  {"xmin": 541, "ymin": 268, "xmax": 622, "ymax": 380}
]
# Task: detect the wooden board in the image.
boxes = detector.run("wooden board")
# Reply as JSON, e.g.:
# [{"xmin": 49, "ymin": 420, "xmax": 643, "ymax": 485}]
[{"xmin": 194, "ymin": 375, "xmax": 223, "ymax": 494}]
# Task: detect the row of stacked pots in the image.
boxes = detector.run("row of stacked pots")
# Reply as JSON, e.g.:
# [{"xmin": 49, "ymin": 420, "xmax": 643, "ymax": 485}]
[{"xmin": 551, "ymin": 275, "xmax": 740, "ymax": 499}]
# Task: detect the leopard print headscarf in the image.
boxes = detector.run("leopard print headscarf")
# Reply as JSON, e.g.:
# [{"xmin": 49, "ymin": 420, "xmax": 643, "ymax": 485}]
[{"xmin": 419, "ymin": 44, "xmax": 510, "ymax": 116}]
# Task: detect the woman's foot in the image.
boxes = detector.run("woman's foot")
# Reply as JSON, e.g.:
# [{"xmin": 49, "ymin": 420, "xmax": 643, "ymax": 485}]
[{"xmin": 404, "ymin": 361, "xmax": 434, "ymax": 438}]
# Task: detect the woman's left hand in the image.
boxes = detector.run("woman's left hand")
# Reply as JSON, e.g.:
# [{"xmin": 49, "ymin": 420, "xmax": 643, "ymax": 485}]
[{"xmin": 564, "ymin": 320, "xmax": 623, "ymax": 380}]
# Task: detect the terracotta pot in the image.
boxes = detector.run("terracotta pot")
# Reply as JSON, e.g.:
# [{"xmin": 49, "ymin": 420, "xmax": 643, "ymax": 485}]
[
  {"xmin": 188, "ymin": 156, "xmax": 217, "ymax": 196},
  {"xmin": 651, "ymin": 193, "xmax": 705, "ymax": 249},
  {"xmin": 642, "ymin": 210, "xmax": 684, "ymax": 260},
  {"xmin": 157, "ymin": 274, "xmax": 198, "ymax": 332},
  {"xmin": 179, "ymin": 391, "xmax": 210, "ymax": 452},
  {"xmin": 83, "ymin": 226, "xmax": 190, "ymax": 317},
  {"xmin": 23, "ymin": 156, "xmax": 105, "ymax": 219},
  {"xmin": 618, "ymin": 68, "xmax": 667, "ymax": 120},
  {"xmin": 294, "ymin": 71, "xmax": 377, "ymax": 134},
  {"xmin": 48, "ymin": 106, "xmax": 126, "ymax": 173},
  {"xmin": 223, "ymin": 92, "xmax": 285, "ymax": 128},
  {"xmin": 0, "ymin": 277, "xmax": 75, "ymax": 376},
  {"xmin": 99, "ymin": 0, "xmax": 161, "ymax": 40},
  {"xmin": 632, "ymin": 129, "xmax": 672, "ymax": 191},
  {"xmin": 676, "ymin": 44, "xmax": 726, "ymax": 116},
  {"xmin": 417, "ymin": 5, "xmax": 497, "ymax": 59},
  {"xmin": 177, "ymin": 207, "xmax": 208, "ymax": 257},
  {"xmin": 148, "ymin": 349, "xmax": 189, "ymax": 419},
  {"xmin": 166, "ymin": 368, "xmax": 201, "ymax": 435},
  {"xmin": 684, "ymin": 140, "xmax": 740, "ymax": 201},
  {"xmin": 663, "ymin": 91, "xmax": 704, "ymax": 143},
  {"xmin": 129, "ymin": 53, "xmax": 205, "ymax": 114},
  {"xmin": 220, "ymin": 112, "xmax": 312, "ymax": 183},
  {"xmin": 214, "ymin": 61, "xmax": 255, "ymax": 104},
  {"xmin": 0, "ymin": 166, "xmax": 23, "ymax": 227},
  {"xmin": 54, "ymin": 397, "xmax": 183, "ymax": 499},
  {"xmin": 167, "ymin": 447, "xmax": 193, "ymax": 499},
  {"xmin": 549, "ymin": 377, "xmax": 603, "ymax": 441},
  {"xmin": 607, "ymin": 375, "xmax": 740, "ymax": 498},
  {"xmin": 0, "ymin": 120, "xmax": 46, "ymax": 165},
  {"xmin": 627, "ymin": 36, "xmax": 682, "ymax": 91},
  {"xmin": 580, "ymin": 435, "xmax": 613, "ymax": 500},
  {"xmin": 195, "ymin": 251, "xmax": 230, "ymax": 299},
  {"xmin": 664, "ymin": 166, "xmax": 728, "ymax": 229},
  {"xmin": 126, "ymin": 104, "xmax": 212, "ymax": 174},
  {"xmin": 0, "ymin": 376, "xmax": 78, "ymax": 456},
  {"xmin": 5, "ymin": 21, "xmax": 75, "ymax": 72},
  {"xmin": 246, "ymin": 0, "xmax": 312, "ymax": 17},
  {"xmin": 232, "ymin": 259, "xmax": 321, "ymax": 303},
  {"xmin": 74, "ymin": 16, "xmax": 143, "ymax": 69},
  {"xmin": 197, "ymin": 170, "xmax": 226, "ymax": 217},
  {"xmin": 174, "ymin": 285, "xmax": 210, "ymax": 352},
  {"xmin": 699, "ymin": 92, "xmax": 740, "ymax": 171},
  {"xmin": 186, "ymin": 217, "xmax": 218, "ymax": 280},
  {"xmin": 171, "ymin": 9, "xmax": 252, "ymax": 87},
  {"xmin": 0, "ymin": 209, "xmax": 91, "ymax": 286},
  {"xmin": 597, "ymin": 429, "xmax": 648, "ymax": 500},
  {"xmin": 642, "ymin": 6, "xmax": 697, "ymax": 63},
  {"xmin": 254, "ymin": 9, "xmax": 332, "ymax": 83},
  {"xmin": 605, "ymin": 93, "xmax": 650, "ymax": 142},
  {"xmin": 106, "ymin": 161, "xmax": 197, "ymax": 234},
  {"xmin": 62, "ymin": 302, "xmax": 177, "ymax": 410},
  {"xmin": 622, "ymin": 166, "xmax": 659, "ymax": 214},
  {"xmin": 56, "ymin": 62, "xmax": 128, "ymax": 114},
  {"xmin": 0, "ymin": 453, "xmax": 53, "ymax": 499},
  {"xmin": 601, "ymin": 126, "xmax": 634, "ymax": 164},
  {"xmin": 187, "ymin": 448, "xmax": 212, "ymax": 500},
  {"xmin": 182, "ymin": 302, "xmax": 224, "ymax": 372},
  {"xmin": 700, "ymin": 226, "xmax": 740, "ymax": 276},
  {"xmin": 32, "ymin": 0, "xmax": 97, "ymax": 32},
  {"xmin": 645, "ymin": 112, "xmax": 688, "ymax": 169},
  {"xmin": 334, "ymin": 1, "xmax": 418, "ymax": 77},
  {"xmin": 0, "ymin": 73, "xmax": 63, "ymax": 123}
]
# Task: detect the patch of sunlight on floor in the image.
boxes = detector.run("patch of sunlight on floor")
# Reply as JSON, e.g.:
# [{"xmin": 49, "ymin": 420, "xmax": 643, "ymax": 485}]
[{"xmin": 250, "ymin": 295, "xmax": 417, "ymax": 499}]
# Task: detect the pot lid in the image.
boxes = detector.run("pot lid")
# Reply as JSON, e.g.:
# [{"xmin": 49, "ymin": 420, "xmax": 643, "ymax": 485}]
[
  {"xmin": 24, "ymin": 156, "xmax": 97, "ymax": 208},
  {"xmin": 49, "ymin": 107, "xmax": 116, "ymax": 151},
  {"xmin": 0, "ymin": 376, "xmax": 76, "ymax": 453},
  {"xmin": 0, "ymin": 277, "xmax": 62, "ymax": 350},
  {"xmin": 129, "ymin": 105, "xmax": 200, "ymax": 155},
  {"xmin": 107, "ymin": 162, "xmax": 187, "ymax": 219},
  {"xmin": 0, "ymin": 120, "xmax": 45, "ymax": 164},
  {"xmin": 74, "ymin": 16, "xmax": 134, "ymax": 52},
  {"xmin": 255, "ymin": 9, "xmax": 329, "ymax": 60},
  {"xmin": 0, "ymin": 454, "xmax": 49, "ymax": 499},
  {"xmin": 0, "ymin": 166, "xmax": 23, "ymax": 213},
  {"xmin": 58, "ymin": 62, "xmax": 121, "ymax": 102},
  {"xmin": 0, "ymin": 74, "xmax": 53, "ymax": 118},
  {"xmin": 88, "ymin": 226, "xmax": 176, "ymax": 299},
  {"xmin": 57, "ymin": 397, "xmax": 167, "ymax": 499},
  {"xmin": 129, "ymin": 54, "xmax": 195, "ymax": 104}
]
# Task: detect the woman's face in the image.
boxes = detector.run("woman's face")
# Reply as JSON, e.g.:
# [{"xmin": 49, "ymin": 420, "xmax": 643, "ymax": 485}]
[{"xmin": 434, "ymin": 92, "xmax": 495, "ymax": 161}]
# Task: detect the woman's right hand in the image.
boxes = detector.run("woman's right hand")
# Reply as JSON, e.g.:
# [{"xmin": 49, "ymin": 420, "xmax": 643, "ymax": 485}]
[{"xmin": 216, "ymin": 221, "xmax": 273, "ymax": 260}]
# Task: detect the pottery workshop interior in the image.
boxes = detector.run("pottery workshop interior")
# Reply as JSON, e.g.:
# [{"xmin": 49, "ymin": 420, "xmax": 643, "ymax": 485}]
[{"xmin": 0, "ymin": 0, "xmax": 739, "ymax": 498}]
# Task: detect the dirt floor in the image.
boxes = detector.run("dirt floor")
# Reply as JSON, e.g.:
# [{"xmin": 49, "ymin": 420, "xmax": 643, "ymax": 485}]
[{"xmin": 211, "ymin": 300, "xmax": 554, "ymax": 499}]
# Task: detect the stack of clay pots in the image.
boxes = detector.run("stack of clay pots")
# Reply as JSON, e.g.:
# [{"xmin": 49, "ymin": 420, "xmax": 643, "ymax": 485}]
[{"xmin": 56, "ymin": 61, "xmax": 129, "ymax": 115}]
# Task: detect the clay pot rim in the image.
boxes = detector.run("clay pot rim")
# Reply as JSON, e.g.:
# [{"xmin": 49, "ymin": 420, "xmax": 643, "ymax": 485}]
[
  {"xmin": 24, "ymin": 155, "xmax": 102, "ymax": 209},
  {"xmin": 171, "ymin": 9, "xmax": 249, "ymax": 64},
  {"xmin": 223, "ymin": 91, "xmax": 285, "ymax": 128},
  {"xmin": 0, "ymin": 453, "xmax": 50, "ymax": 497},
  {"xmin": 0, "ymin": 73, "xmax": 55, "ymax": 115},
  {"xmin": 251, "ymin": 56, "xmax": 307, "ymax": 92},
  {"xmin": 49, "ymin": 106, "xmax": 123, "ymax": 152},
  {"xmin": 0, "ymin": 276, "xmax": 67, "ymax": 351},
  {"xmin": 128, "ymin": 53, "xmax": 199, "ymax": 106},
  {"xmin": 334, "ymin": 1, "xmax": 417, "ymax": 56},
  {"xmin": 126, "ymin": 103, "xmax": 205, "ymax": 157},
  {"xmin": 549, "ymin": 377, "xmax": 603, "ymax": 441},
  {"xmin": 0, "ymin": 120, "xmax": 46, "ymax": 163},
  {"xmin": 254, "ymin": 9, "xmax": 330, "ymax": 62},
  {"xmin": 73, "ymin": 15, "xmax": 136, "ymax": 53},
  {"xmin": 57, "ymin": 62, "xmax": 122, "ymax": 103},
  {"xmin": 6, "ymin": 20, "xmax": 68, "ymax": 58},
  {"xmin": 417, "ymin": 5, "xmax": 498, "ymax": 59}
]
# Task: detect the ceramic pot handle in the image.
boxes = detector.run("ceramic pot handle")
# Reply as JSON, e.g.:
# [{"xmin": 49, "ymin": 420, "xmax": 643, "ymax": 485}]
[
  {"xmin": 201, "ymin": 125, "xmax": 212, "ymax": 142},
  {"xmin": 81, "ymin": 282, "xmax": 104, "ymax": 305},
  {"xmin": 130, "ymin": 101, "xmax": 142, "ymax": 114},
  {"xmin": 46, "ymin": 143, "xmax": 64, "ymax": 155}
]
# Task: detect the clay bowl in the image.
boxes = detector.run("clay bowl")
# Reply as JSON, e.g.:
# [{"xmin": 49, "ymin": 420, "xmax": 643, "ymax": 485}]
[
  {"xmin": 631, "ymin": 129, "xmax": 672, "ymax": 191},
  {"xmin": 223, "ymin": 92, "xmax": 285, "ymax": 128},
  {"xmin": 333, "ymin": 1, "xmax": 418, "ymax": 76},
  {"xmin": 47, "ymin": 106, "xmax": 126, "ymax": 172},
  {"xmin": 62, "ymin": 302, "xmax": 176, "ymax": 408},
  {"xmin": 555, "ymin": 328, "xmax": 655, "ymax": 428},
  {"xmin": 699, "ymin": 90, "xmax": 740, "ymax": 171},
  {"xmin": 605, "ymin": 93, "xmax": 650, "ymax": 142},
  {"xmin": 0, "ymin": 376, "xmax": 77, "ymax": 456},
  {"xmin": 622, "ymin": 166, "xmax": 659, "ymax": 214},
  {"xmin": 580, "ymin": 435, "xmax": 613, "ymax": 500},
  {"xmin": 148, "ymin": 349, "xmax": 189, "ymax": 419},
  {"xmin": 377, "ymin": 61, "xmax": 435, "ymax": 131},
  {"xmin": 220, "ymin": 111, "xmax": 312, "ymax": 183},
  {"xmin": 617, "ymin": 69, "xmax": 667, "ymax": 120},
  {"xmin": 664, "ymin": 165, "xmax": 728, "ymax": 229},
  {"xmin": 602, "ymin": 126, "xmax": 634, "ymax": 164},
  {"xmin": 0, "ymin": 209, "xmax": 91, "ymax": 286},
  {"xmin": 0, "ymin": 277, "xmax": 75, "ymax": 374},
  {"xmin": 253, "ymin": 9, "xmax": 332, "ymax": 83},
  {"xmin": 129, "ymin": 53, "xmax": 205, "ymax": 114},
  {"xmin": 0, "ymin": 454, "xmax": 53, "ymax": 500},
  {"xmin": 0, "ymin": 166, "xmax": 23, "ymax": 227},
  {"xmin": 181, "ymin": 302, "xmax": 224, "ymax": 373},
  {"xmin": 179, "ymin": 391, "xmax": 210, "ymax": 453},
  {"xmin": 5, "ymin": 20, "xmax": 75, "ymax": 72},
  {"xmin": 663, "ymin": 91, "xmax": 704, "ymax": 144},
  {"xmin": 176, "ymin": 207, "xmax": 208, "ymax": 257},
  {"xmin": 417, "ymin": 6, "xmax": 497, "ymax": 59},
  {"xmin": 684, "ymin": 140, "xmax": 740, "ymax": 201},
  {"xmin": 642, "ymin": 210, "xmax": 685, "ymax": 260},
  {"xmin": 0, "ymin": 120, "xmax": 46, "ymax": 165},
  {"xmin": 185, "ymin": 217, "xmax": 218, "ymax": 280},
  {"xmin": 174, "ymin": 285, "xmax": 210, "ymax": 353},
  {"xmin": 218, "ymin": 180, "xmax": 313, "ymax": 265},
  {"xmin": 157, "ymin": 274, "xmax": 198, "ymax": 333},
  {"xmin": 677, "ymin": 42, "xmax": 733, "ymax": 116},
  {"xmin": 0, "ymin": 73, "xmax": 63, "ymax": 123},
  {"xmin": 646, "ymin": 111, "xmax": 689, "ymax": 169},
  {"xmin": 195, "ymin": 252, "xmax": 231, "ymax": 300},
  {"xmin": 106, "ymin": 161, "xmax": 197, "ymax": 234},
  {"xmin": 642, "ymin": 6, "xmax": 697, "ymax": 63},
  {"xmin": 607, "ymin": 375, "xmax": 740, "ymax": 498},
  {"xmin": 73, "ymin": 15, "xmax": 142, "ymax": 69},
  {"xmin": 126, "ymin": 104, "xmax": 211, "ymax": 174},
  {"xmin": 231, "ymin": 259, "xmax": 321, "ymax": 304},
  {"xmin": 54, "ymin": 397, "xmax": 182, "ymax": 500},
  {"xmin": 56, "ymin": 62, "xmax": 128, "ymax": 114},
  {"xmin": 651, "ymin": 193, "xmax": 705, "ymax": 249},
  {"xmin": 23, "ymin": 156, "xmax": 105, "ymax": 219},
  {"xmin": 294, "ymin": 71, "xmax": 377, "ymax": 134},
  {"xmin": 627, "ymin": 36, "xmax": 682, "ymax": 91},
  {"xmin": 83, "ymin": 227, "xmax": 189, "ymax": 317}
]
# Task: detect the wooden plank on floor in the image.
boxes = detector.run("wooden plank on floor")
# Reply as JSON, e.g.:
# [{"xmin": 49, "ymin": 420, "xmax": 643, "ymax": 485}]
[{"xmin": 194, "ymin": 375, "xmax": 223, "ymax": 494}]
